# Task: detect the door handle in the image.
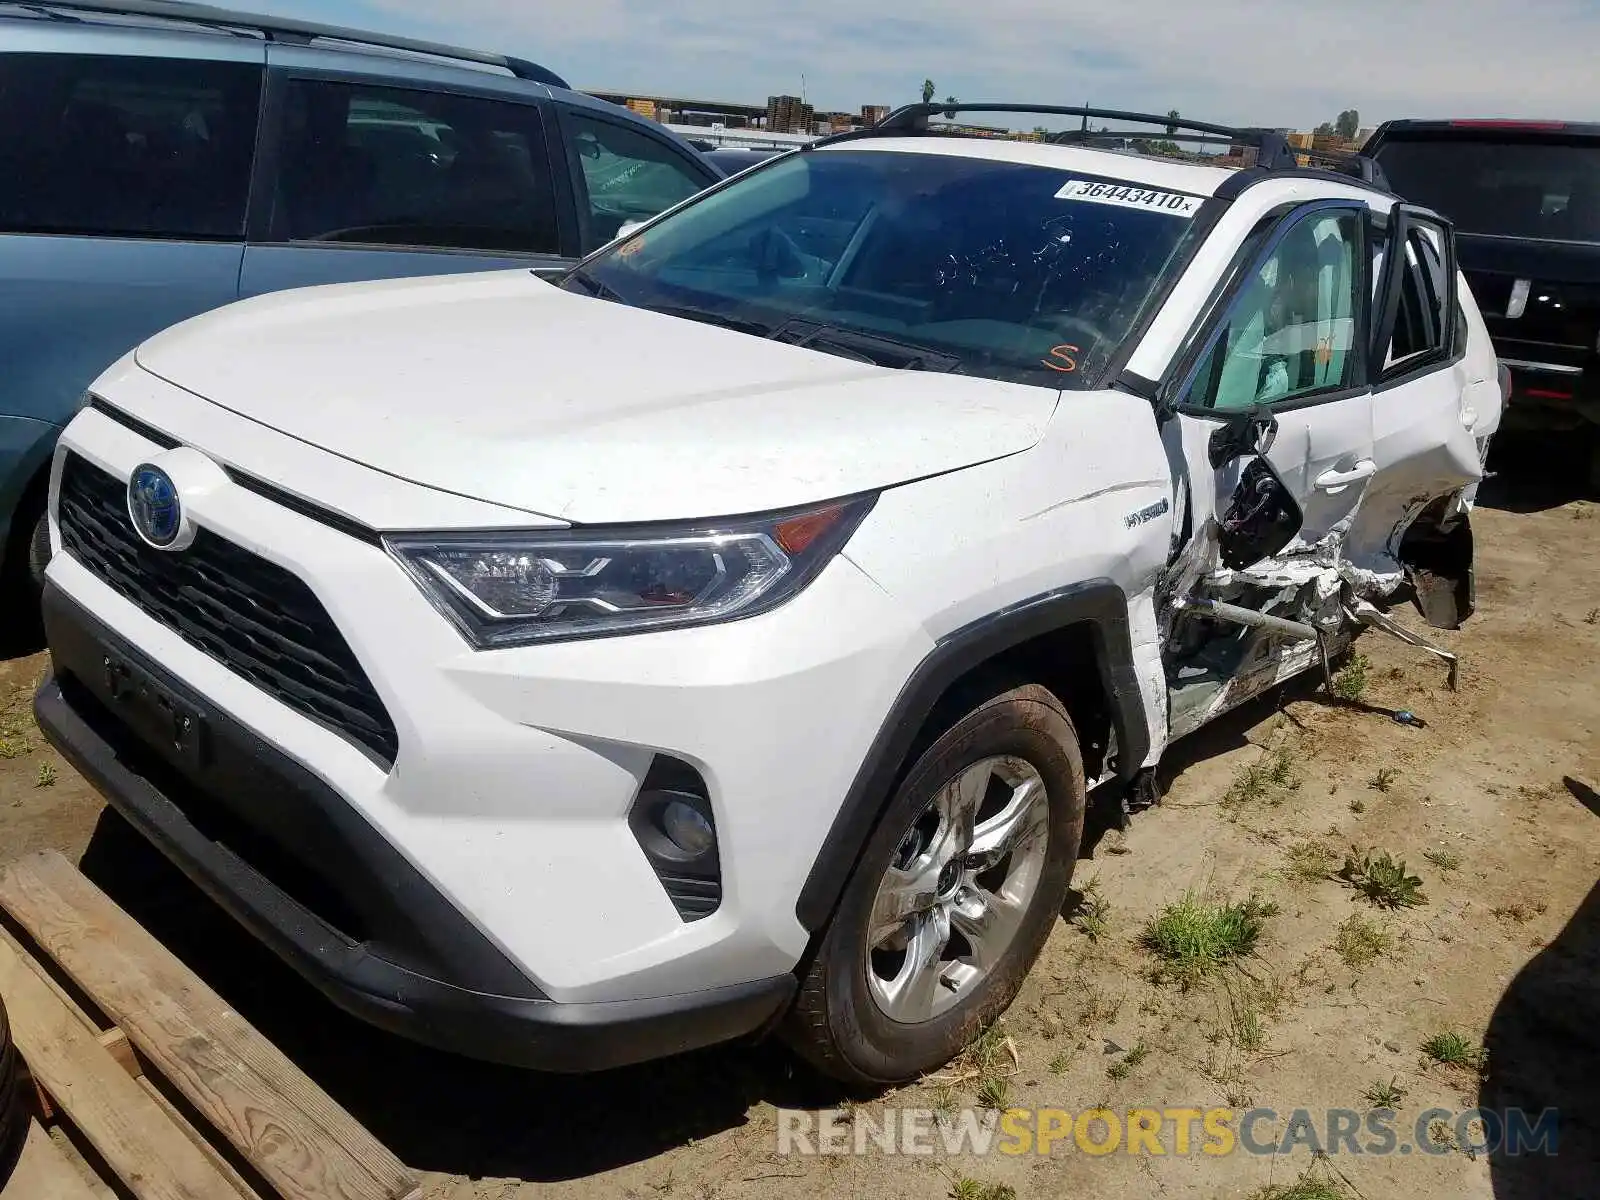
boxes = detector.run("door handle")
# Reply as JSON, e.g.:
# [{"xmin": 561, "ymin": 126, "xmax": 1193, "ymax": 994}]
[{"xmin": 1314, "ymin": 460, "xmax": 1377, "ymax": 491}]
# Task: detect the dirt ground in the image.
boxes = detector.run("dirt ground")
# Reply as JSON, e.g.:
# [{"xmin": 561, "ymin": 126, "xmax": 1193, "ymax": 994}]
[{"xmin": 1, "ymin": 454, "xmax": 1596, "ymax": 1200}]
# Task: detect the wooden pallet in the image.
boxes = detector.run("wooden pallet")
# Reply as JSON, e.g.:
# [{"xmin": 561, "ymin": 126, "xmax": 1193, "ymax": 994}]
[{"xmin": 0, "ymin": 850, "xmax": 422, "ymax": 1200}]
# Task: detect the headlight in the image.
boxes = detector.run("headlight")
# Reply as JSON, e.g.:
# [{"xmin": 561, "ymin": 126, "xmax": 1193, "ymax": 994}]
[{"xmin": 386, "ymin": 496, "xmax": 874, "ymax": 648}]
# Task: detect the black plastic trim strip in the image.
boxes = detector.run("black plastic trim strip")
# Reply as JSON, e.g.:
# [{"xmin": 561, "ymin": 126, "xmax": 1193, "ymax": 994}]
[
  {"xmin": 1214, "ymin": 165, "xmax": 1395, "ymax": 202},
  {"xmin": 86, "ymin": 398, "xmax": 384, "ymax": 545},
  {"xmin": 222, "ymin": 471, "xmax": 385, "ymax": 546},
  {"xmin": 794, "ymin": 579, "xmax": 1147, "ymax": 932},
  {"xmin": 89, "ymin": 396, "xmax": 179, "ymax": 448}
]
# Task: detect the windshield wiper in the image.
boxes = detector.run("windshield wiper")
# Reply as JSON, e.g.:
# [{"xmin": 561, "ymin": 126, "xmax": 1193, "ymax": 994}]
[
  {"xmin": 643, "ymin": 304, "xmax": 775, "ymax": 337},
  {"xmin": 561, "ymin": 266, "xmax": 623, "ymax": 302},
  {"xmin": 767, "ymin": 318, "xmax": 963, "ymax": 373}
]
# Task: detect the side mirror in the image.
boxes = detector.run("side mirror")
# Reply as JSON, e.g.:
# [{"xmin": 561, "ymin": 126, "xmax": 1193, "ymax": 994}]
[
  {"xmin": 1218, "ymin": 457, "xmax": 1303, "ymax": 570},
  {"xmin": 1208, "ymin": 406, "xmax": 1279, "ymax": 469}
]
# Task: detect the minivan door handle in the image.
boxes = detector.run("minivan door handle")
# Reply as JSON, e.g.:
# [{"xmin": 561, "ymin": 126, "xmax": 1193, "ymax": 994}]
[{"xmin": 1314, "ymin": 459, "xmax": 1377, "ymax": 491}]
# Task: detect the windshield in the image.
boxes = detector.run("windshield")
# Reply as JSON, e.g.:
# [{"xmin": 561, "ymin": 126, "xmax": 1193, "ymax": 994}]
[
  {"xmin": 565, "ymin": 148, "xmax": 1203, "ymax": 388},
  {"xmin": 1373, "ymin": 136, "xmax": 1600, "ymax": 242}
]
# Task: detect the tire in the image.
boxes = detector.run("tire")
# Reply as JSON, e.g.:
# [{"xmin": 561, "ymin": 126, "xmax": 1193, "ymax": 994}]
[
  {"xmin": 25, "ymin": 507, "xmax": 50, "ymax": 595},
  {"xmin": 785, "ymin": 682, "xmax": 1086, "ymax": 1086},
  {"xmin": 0, "ymin": 493, "xmax": 47, "ymax": 612},
  {"xmin": 0, "ymin": 994, "xmax": 27, "ymax": 1187},
  {"xmin": 0, "ymin": 500, "xmax": 48, "ymax": 654}
]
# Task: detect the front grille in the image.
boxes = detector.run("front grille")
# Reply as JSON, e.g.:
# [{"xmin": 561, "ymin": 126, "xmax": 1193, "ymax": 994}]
[{"xmin": 57, "ymin": 454, "xmax": 399, "ymax": 766}]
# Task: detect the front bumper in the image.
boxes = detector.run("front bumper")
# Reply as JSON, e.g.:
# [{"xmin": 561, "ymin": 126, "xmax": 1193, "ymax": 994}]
[{"xmin": 35, "ymin": 586, "xmax": 795, "ymax": 1071}]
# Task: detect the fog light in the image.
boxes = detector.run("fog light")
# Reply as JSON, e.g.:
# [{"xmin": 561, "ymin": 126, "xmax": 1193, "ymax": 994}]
[
  {"xmin": 661, "ymin": 800, "xmax": 715, "ymax": 857},
  {"xmin": 628, "ymin": 758, "xmax": 722, "ymax": 921}
]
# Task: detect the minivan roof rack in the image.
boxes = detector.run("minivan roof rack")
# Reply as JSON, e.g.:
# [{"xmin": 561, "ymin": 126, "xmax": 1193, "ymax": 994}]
[
  {"xmin": 22, "ymin": 0, "xmax": 570, "ymax": 87},
  {"xmin": 818, "ymin": 103, "xmax": 1389, "ymax": 189}
]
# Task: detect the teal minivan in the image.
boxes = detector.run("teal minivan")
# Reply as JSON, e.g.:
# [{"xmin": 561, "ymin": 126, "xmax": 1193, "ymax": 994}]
[{"xmin": 0, "ymin": 0, "xmax": 721, "ymax": 623}]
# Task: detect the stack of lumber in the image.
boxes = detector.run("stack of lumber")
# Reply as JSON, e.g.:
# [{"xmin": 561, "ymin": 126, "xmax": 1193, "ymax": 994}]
[{"xmin": 0, "ymin": 849, "xmax": 422, "ymax": 1200}]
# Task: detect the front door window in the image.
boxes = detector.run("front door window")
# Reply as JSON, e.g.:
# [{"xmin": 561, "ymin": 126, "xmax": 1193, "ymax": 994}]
[{"xmin": 1185, "ymin": 210, "xmax": 1362, "ymax": 411}]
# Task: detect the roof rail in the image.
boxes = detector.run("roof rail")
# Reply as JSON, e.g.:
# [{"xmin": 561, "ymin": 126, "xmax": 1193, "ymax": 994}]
[
  {"xmin": 818, "ymin": 103, "xmax": 1389, "ymax": 189},
  {"xmin": 25, "ymin": 0, "xmax": 570, "ymax": 87}
]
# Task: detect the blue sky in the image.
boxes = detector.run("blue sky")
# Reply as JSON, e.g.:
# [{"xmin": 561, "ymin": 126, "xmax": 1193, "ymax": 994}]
[{"xmin": 255, "ymin": 0, "xmax": 1600, "ymax": 130}]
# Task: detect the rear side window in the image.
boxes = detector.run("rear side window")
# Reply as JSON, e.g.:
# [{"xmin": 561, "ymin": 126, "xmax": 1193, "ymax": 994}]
[
  {"xmin": 270, "ymin": 80, "xmax": 559, "ymax": 254},
  {"xmin": 1372, "ymin": 136, "xmax": 1600, "ymax": 242},
  {"xmin": 565, "ymin": 111, "xmax": 710, "ymax": 249},
  {"xmin": 0, "ymin": 53, "xmax": 262, "ymax": 240},
  {"xmin": 1376, "ymin": 220, "xmax": 1455, "ymax": 371}
]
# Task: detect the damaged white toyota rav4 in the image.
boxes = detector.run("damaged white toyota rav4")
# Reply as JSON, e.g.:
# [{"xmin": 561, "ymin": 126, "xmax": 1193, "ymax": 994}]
[{"xmin": 39, "ymin": 105, "xmax": 1502, "ymax": 1085}]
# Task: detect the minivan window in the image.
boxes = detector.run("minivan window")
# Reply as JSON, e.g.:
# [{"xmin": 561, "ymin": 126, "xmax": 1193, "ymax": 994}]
[
  {"xmin": 567, "ymin": 149, "xmax": 1201, "ymax": 388},
  {"xmin": 0, "ymin": 53, "xmax": 262, "ymax": 239},
  {"xmin": 566, "ymin": 112, "xmax": 709, "ymax": 249},
  {"xmin": 1372, "ymin": 137, "xmax": 1600, "ymax": 242},
  {"xmin": 271, "ymin": 80, "xmax": 559, "ymax": 253}
]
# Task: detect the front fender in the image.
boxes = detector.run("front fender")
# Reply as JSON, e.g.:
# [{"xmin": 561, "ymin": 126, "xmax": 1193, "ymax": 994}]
[{"xmin": 793, "ymin": 580, "xmax": 1147, "ymax": 933}]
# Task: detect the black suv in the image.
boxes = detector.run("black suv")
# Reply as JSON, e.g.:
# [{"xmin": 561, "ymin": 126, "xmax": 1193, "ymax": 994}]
[{"xmin": 1364, "ymin": 120, "xmax": 1600, "ymax": 483}]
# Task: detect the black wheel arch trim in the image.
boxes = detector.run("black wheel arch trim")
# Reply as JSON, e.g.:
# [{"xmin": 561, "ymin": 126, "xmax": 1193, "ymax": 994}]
[{"xmin": 794, "ymin": 578, "xmax": 1149, "ymax": 932}]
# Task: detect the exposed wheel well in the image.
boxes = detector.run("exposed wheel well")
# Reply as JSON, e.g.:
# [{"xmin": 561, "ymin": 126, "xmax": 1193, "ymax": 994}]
[
  {"xmin": 899, "ymin": 622, "xmax": 1115, "ymax": 785},
  {"xmin": 1397, "ymin": 494, "xmax": 1475, "ymax": 629}
]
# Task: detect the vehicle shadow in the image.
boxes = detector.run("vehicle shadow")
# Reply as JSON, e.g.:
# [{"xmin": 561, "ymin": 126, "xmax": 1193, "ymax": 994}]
[
  {"xmin": 75, "ymin": 810, "xmax": 849, "ymax": 1184},
  {"xmin": 1481, "ymin": 877, "xmax": 1600, "ymax": 1199},
  {"xmin": 0, "ymin": 600, "xmax": 44, "ymax": 662},
  {"xmin": 1562, "ymin": 775, "xmax": 1600, "ymax": 818},
  {"xmin": 1478, "ymin": 433, "xmax": 1595, "ymax": 513}
]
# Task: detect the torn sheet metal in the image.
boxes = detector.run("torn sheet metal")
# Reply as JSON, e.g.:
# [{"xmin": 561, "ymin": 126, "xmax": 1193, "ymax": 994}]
[{"xmin": 1346, "ymin": 598, "xmax": 1461, "ymax": 690}]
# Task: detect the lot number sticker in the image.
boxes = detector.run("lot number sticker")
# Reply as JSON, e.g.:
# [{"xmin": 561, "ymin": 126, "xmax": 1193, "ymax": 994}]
[{"xmin": 1055, "ymin": 179, "xmax": 1203, "ymax": 218}]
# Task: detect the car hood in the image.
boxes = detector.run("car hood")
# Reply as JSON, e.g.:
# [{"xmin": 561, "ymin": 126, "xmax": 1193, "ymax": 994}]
[{"xmin": 134, "ymin": 271, "xmax": 1058, "ymax": 525}]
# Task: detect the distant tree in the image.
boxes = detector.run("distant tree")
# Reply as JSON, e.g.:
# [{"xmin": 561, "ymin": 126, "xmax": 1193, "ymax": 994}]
[
  {"xmin": 1166, "ymin": 108, "xmax": 1181, "ymax": 135},
  {"xmin": 944, "ymin": 95, "xmax": 958, "ymax": 106},
  {"xmin": 1314, "ymin": 121, "xmax": 1336, "ymax": 136},
  {"xmin": 1335, "ymin": 108, "xmax": 1361, "ymax": 139},
  {"xmin": 921, "ymin": 78, "xmax": 936, "ymax": 104}
]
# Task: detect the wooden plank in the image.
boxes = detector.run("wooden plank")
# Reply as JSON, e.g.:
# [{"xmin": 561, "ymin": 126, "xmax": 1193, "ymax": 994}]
[
  {"xmin": 135, "ymin": 1076, "xmax": 266, "ymax": 1200},
  {"xmin": 16, "ymin": 1029, "xmax": 139, "ymax": 1089},
  {"xmin": 0, "ymin": 937, "xmax": 245, "ymax": 1200},
  {"xmin": 0, "ymin": 853, "xmax": 420, "ymax": 1200},
  {"xmin": 2, "ymin": 1120, "xmax": 103, "ymax": 1200},
  {"xmin": 0, "ymin": 924, "xmax": 101, "ymax": 1032}
]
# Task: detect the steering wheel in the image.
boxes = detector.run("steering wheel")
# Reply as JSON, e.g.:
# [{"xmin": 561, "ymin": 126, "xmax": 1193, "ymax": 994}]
[{"xmin": 750, "ymin": 226, "xmax": 808, "ymax": 288}]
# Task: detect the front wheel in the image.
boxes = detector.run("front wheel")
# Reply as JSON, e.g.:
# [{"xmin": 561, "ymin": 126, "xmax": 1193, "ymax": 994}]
[{"xmin": 784, "ymin": 683, "xmax": 1086, "ymax": 1085}]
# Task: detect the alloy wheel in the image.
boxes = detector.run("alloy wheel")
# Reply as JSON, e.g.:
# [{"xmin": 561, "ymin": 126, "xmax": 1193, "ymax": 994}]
[{"xmin": 864, "ymin": 755, "xmax": 1050, "ymax": 1023}]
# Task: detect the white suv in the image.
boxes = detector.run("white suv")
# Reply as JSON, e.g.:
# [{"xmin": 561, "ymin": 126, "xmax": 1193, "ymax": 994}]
[{"xmin": 37, "ymin": 106, "xmax": 1502, "ymax": 1085}]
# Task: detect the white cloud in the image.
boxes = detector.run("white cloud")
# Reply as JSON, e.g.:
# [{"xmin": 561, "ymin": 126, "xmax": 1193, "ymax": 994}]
[{"xmin": 272, "ymin": 0, "xmax": 1600, "ymax": 128}]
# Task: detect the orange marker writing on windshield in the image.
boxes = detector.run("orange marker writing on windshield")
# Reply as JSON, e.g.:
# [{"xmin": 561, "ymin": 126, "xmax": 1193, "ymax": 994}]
[{"xmin": 1042, "ymin": 344, "xmax": 1080, "ymax": 373}]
